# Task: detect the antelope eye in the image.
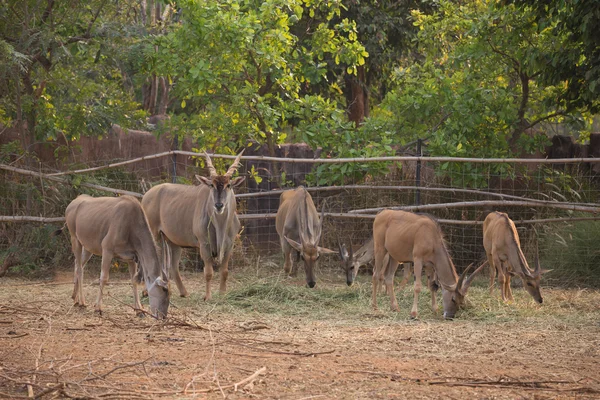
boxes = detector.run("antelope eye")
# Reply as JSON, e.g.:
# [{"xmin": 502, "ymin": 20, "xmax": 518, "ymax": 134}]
[
  {"xmin": 526, "ymin": 282, "xmax": 533, "ymax": 287},
  {"xmin": 316, "ymin": 255, "xmax": 320, "ymax": 261},
  {"xmin": 451, "ymin": 297, "xmax": 457, "ymax": 304}
]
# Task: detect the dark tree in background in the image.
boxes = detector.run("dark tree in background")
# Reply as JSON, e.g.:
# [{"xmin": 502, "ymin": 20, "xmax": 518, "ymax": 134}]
[{"xmin": 513, "ymin": 0, "xmax": 600, "ymax": 113}]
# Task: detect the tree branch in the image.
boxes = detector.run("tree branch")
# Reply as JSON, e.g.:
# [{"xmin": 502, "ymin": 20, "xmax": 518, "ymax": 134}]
[
  {"xmin": 487, "ymin": 38, "xmax": 521, "ymax": 72},
  {"xmin": 523, "ymin": 111, "xmax": 567, "ymax": 131},
  {"xmin": 86, "ymin": 0, "xmax": 108, "ymax": 37},
  {"xmin": 41, "ymin": 0, "xmax": 55, "ymax": 25}
]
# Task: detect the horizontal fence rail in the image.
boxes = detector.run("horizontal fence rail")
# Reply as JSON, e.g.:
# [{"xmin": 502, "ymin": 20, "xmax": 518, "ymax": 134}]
[{"xmin": 16, "ymin": 150, "xmax": 600, "ymax": 178}]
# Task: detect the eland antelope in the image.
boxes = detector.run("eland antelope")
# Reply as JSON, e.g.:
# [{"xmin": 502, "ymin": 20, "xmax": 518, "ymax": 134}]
[
  {"xmin": 275, "ymin": 187, "xmax": 336, "ymax": 288},
  {"xmin": 142, "ymin": 151, "xmax": 245, "ymax": 300},
  {"xmin": 372, "ymin": 210, "xmax": 485, "ymax": 319},
  {"xmin": 483, "ymin": 211, "xmax": 546, "ymax": 303},
  {"xmin": 63, "ymin": 195, "xmax": 170, "ymax": 318}
]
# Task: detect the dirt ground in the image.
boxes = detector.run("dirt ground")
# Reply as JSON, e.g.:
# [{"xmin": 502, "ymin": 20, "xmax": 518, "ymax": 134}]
[{"xmin": 1, "ymin": 267, "xmax": 599, "ymax": 399}]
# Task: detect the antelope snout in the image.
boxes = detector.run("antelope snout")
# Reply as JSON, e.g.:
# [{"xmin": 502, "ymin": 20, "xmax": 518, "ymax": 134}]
[
  {"xmin": 307, "ymin": 281, "xmax": 316, "ymax": 288},
  {"xmin": 537, "ymin": 297, "xmax": 543, "ymax": 304},
  {"xmin": 346, "ymin": 280, "xmax": 353, "ymax": 287},
  {"xmin": 443, "ymin": 312, "xmax": 455, "ymax": 320},
  {"xmin": 215, "ymin": 202, "xmax": 224, "ymax": 212}
]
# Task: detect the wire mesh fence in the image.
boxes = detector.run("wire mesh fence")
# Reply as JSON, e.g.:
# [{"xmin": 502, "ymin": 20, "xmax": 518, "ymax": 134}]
[{"xmin": 1, "ymin": 149, "xmax": 600, "ymax": 285}]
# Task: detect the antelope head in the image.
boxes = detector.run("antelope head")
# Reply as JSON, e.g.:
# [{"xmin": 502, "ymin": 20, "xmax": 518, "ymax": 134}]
[
  {"xmin": 284, "ymin": 204, "xmax": 336, "ymax": 288},
  {"xmin": 196, "ymin": 150, "xmax": 246, "ymax": 215},
  {"xmin": 510, "ymin": 241, "xmax": 547, "ymax": 304},
  {"xmin": 338, "ymin": 242, "xmax": 356, "ymax": 286},
  {"xmin": 146, "ymin": 275, "xmax": 170, "ymax": 319},
  {"xmin": 441, "ymin": 261, "xmax": 487, "ymax": 320}
]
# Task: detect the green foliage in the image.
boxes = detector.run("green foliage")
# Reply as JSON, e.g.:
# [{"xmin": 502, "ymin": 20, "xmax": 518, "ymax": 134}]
[
  {"xmin": 0, "ymin": 0, "xmax": 147, "ymax": 142},
  {"xmin": 513, "ymin": 0, "xmax": 600, "ymax": 113},
  {"xmin": 541, "ymin": 220, "xmax": 600, "ymax": 287},
  {"xmin": 150, "ymin": 0, "xmax": 368, "ymax": 154}
]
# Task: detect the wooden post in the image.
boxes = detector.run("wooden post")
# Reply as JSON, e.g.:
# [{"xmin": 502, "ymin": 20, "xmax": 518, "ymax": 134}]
[{"xmin": 415, "ymin": 138, "xmax": 422, "ymax": 206}]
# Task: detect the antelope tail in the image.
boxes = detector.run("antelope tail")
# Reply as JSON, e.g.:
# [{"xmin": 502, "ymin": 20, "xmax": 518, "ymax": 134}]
[{"xmin": 52, "ymin": 223, "xmax": 67, "ymax": 237}]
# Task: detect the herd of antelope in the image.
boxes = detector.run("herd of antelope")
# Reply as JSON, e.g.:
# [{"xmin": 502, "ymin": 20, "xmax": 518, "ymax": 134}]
[{"xmin": 59, "ymin": 150, "xmax": 547, "ymax": 319}]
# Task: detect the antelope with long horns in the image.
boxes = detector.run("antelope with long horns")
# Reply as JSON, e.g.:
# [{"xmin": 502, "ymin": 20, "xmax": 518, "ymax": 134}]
[
  {"xmin": 275, "ymin": 187, "xmax": 336, "ymax": 288},
  {"xmin": 483, "ymin": 211, "xmax": 546, "ymax": 303},
  {"xmin": 142, "ymin": 151, "xmax": 245, "ymax": 300},
  {"xmin": 373, "ymin": 210, "xmax": 485, "ymax": 319},
  {"xmin": 62, "ymin": 195, "xmax": 170, "ymax": 318}
]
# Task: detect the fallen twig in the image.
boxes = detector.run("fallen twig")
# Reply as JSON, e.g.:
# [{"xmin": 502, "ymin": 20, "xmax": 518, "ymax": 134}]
[
  {"xmin": 230, "ymin": 342, "xmax": 335, "ymax": 357},
  {"xmin": 234, "ymin": 366, "xmax": 267, "ymax": 392},
  {"xmin": 33, "ymin": 383, "xmax": 64, "ymax": 399},
  {"xmin": 0, "ymin": 333, "xmax": 28, "ymax": 338},
  {"xmin": 82, "ymin": 358, "xmax": 152, "ymax": 382},
  {"xmin": 239, "ymin": 321, "xmax": 269, "ymax": 331}
]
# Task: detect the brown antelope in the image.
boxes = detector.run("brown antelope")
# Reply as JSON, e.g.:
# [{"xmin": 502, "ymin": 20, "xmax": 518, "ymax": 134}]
[
  {"xmin": 275, "ymin": 187, "xmax": 336, "ymax": 288},
  {"xmin": 373, "ymin": 210, "xmax": 485, "ymax": 319},
  {"xmin": 483, "ymin": 211, "xmax": 545, "ymax": 303},
  {"xmin": 142, "ymin": 151, "xmax": 245, "ymax": 300},
  {"xmin": 340, "ymin": 238, "xmax": 440, "ymax": 312},
  {"xmin": 63, "ymin": 195, "xmax": 170, "ymax": 318}
]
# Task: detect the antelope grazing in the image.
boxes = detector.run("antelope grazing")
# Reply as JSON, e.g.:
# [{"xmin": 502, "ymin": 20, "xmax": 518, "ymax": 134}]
[
  {"xmin": 275, "ymin": 187, "xmax": 336, "ymax": 288},
  {"xmin": 483, "ymin": 211, "xmax": 545, "ymax": 303},
  {"xmin": 64, "ymin": 195, "xmax": 170, "ymax": 318},
  {"xmin": 373, "ymin": 210, "xmax": 484, "ymax": 319},
  {"xmin": 340, "ymin": 238, "xmax": 440, "ymax": 312},
  {"xmin": 142, "ymin": 151, "xmax": 244, "ymax": 300}
]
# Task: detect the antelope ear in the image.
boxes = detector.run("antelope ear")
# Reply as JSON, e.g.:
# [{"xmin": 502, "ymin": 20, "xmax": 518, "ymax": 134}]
[
  {"xmin": 284, "ymin": 236, "xmax": 303, "ymax": 252},
  {"xmin": 540, "ymin": 269, "xmax": 552, "ymax": 275},
  {"xmin": 196, "ymin": 175, "xmax": 212, "ymax": 186},
  {"xmin": 338, "ymin": 242, "xmax": 349, "ymax": 261},
  {"xmin": 230, "ymin": 176, "xmax": 246, "ymax": 187},
  {"xmin": 155, "ymin": 276, "xmax": 169, "ymax": 289},
  {"xmin": 317, "ymin": 246, "xmax": 337, "ymax": 255}
]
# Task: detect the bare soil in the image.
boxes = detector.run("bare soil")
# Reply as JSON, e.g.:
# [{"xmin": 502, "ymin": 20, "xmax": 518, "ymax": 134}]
[{"xmin": 1, "ymin": 268, "xmax": 599, "ymax": 399}]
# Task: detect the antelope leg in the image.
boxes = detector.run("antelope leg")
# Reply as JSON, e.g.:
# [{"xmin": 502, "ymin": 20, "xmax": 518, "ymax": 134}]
[
  {"xmin": 170, "ymin": 245, "xmax": 187, "ymax": 297},
  {"xmin": 219, "ymin": 251, "xmax": 232, "ymax": 293},
  {"xmin": 410, "ymin": 259, "xmax": 423, "ymax": 319},
  {"xmin": 95, "ymin": 250, "xmax": 112, "ymax": 314},
  {"xmin": 130, "ymin": 262, "xmax": 143, "ymax": 315},
  {"xmin": 384, "ymin": 259, "xmax": 400, "ymax": 312}
]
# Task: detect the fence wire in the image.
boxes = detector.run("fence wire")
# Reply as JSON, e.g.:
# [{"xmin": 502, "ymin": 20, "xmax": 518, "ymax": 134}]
[{"xmin": 1, "ymin": 151, "xmax": 600, "ymax": 285}]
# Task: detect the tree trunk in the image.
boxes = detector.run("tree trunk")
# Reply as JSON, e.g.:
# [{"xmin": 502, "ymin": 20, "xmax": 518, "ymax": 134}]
[
  {"xmin": 509, "ymin": 72, "xmax": 530, "ymax": 150},
  {"xmin": 140, "ymin": 0, "xmax": 146, "ymax": 25},
  {"xmin": 157, "ymin": 77, "xmax": 170, "ymax": 114},
  {"xmin": 155, "ymin": 2, "xmax": 161, "ymax": 22},
  {"xmin": 346, "ymin": 66, "xmax": 367, "ymax": 126}
]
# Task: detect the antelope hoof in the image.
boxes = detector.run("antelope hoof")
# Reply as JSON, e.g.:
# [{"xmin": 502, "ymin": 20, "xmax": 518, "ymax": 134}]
[
  {"xmin": 141, "ymin": 289, "xmax": 148, "ymax": 298},
  {"xmin": 391, "ymin": 305, "xmax": 400, "ymax": 312},
  {"xmin": 204, "ymin": 294, "xmax": 211, "ymax": 301},
  {"xmin": 94, "ymin": 308, "xmax": 103, "ymax": 316},
  {"xmin": 136, "ymin": 310, "xmax": 145, "ymax": 318},
  {"xmin": 410, "ymin": 311, "xmax": 418, "ymax": 319}
]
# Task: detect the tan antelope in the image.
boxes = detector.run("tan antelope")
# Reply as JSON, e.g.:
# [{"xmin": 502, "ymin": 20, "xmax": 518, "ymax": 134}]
[
  {"xmin": 63, "ymin": 195, "xmax": 170, "ymax": 318},
  {"xmin": 340, "ymin": 238, "xmax": 440, "ymax": 311},
  {"xmin": 372, "ymin": 210, "xmax": 485, "ymax": 319},
  {"xmin": 275, "ymin": 187, "xmax": 336, "ymax": 288},
  {"xmin": 142, "ymin": 151, "xmax": 244, "ymax": 300},
  {"xmin": 483, "ymin": 211, "xmax": 545, "ymax": 303}
]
